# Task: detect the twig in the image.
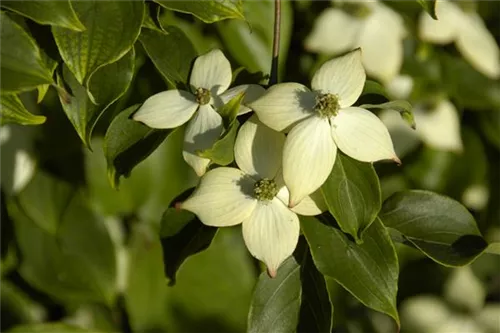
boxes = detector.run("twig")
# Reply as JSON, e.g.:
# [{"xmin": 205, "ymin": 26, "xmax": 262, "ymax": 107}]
[{"xmin": 269, "ymin": 0, "xmax": 281, "ymax": 86}]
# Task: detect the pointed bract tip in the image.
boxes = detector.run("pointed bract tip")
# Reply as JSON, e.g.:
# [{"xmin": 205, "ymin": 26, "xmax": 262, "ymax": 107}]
[
  {"xmin": 175, "ymin": 202, "xmax": 183, "ymax": 211},
  {"xmin": 393, "ymin": 156, "xmax": 402, "ymax": 166},
  {"xmin": 267, "ymin": 268, "xmax": 277, "ymax": 278}
]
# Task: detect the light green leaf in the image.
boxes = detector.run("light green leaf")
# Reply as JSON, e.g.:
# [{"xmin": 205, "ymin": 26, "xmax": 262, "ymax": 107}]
[
  {"xmin": 36, "ymin": 52, "xmax": 59, "ymax": 103},
  {"xmin": 380, "ymin": 190, "xmax": 488, "ymax": 266},
  {"xmin": 142, "ymin": 4, "xmax": 164, "ymax": 32},
  {"xmin": 301, "ymin": 217, "xmax": 400, "ymax": 325},
  {"xmin": 417, "ymin": 0, "xmax": 438, "ymax": 20},
  {"xmin": 52, "ymin": 0, "xmax": 143, "ymax": 85},
  {"xmin": 218, "ymin": 91, "xmax": 244, "ymax": 127},
  {"xmin": 9, "ymin": 323, "xmax": 91, "ymax": 333},
  {"xmin": 197, "ymin": 120, "xmax": 239, "ymax": 166},
  {"xmin": 10, "ymin": 172, "xmax": 117, "ymax": 305},
  {"xmin": 216, "ymin": 0, "xmax": 292, "ymax": 79},
  {"xmin": 361, "ymin": 80, "xmax": 390, "ymax": 99},
  {"xmin": 0, "ymin": 12, "xmax": 54, "ymax": 93},
  {"xmin": 139, "ymin": 26, "xmax": 197, "ymax": 88},
  {"xmin": 486, "ymin": 243, "xmax": 500, "ymax": 255},
  {"xmin": 155, "ymin": 0, "xmax": 244, "ymax": 23},
  {"xmin": 321, "ymin": 153, "xmax": 381, "ymax": 242},
  {"xmin": 248, "ymin": 256, "xmax": 301, "ymax": 333},
  {"xmin": 360, "ymin": 101, "xmax": 415, "ymax": 129},
  {"xmin": 103, "ymin": 104, "xmax": 173, "ymax": 189},
  {"xmin": 126, "ymin": 224, "xmax": 169, "ymax": 332},
  {"xmin": 57, "ymin": 48, "xmax": 135, "ymax": 147},
  {"xmin": 1, "ymin": 0, "xmax": 85, "ymax": 31},
  {"xmin": 0, "ymin": 94, "xmax": 46, "ymax": 125},
  {"xmin": 1, "ymin": 280, "xmax": 45, "ymax": 324}
]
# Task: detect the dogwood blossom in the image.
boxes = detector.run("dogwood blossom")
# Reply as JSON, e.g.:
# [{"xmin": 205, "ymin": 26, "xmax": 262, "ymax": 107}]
[
  {"xmin": 133, "ymin": 49, "xmax": 264, "ymax": 176},
  {"xmin": 249, "ymin": 49, "xmax": 399, "ymax": 207},
  {"xmin": 181, "ymin": 116, "xmax": 325, "ymax": 277},
  {"xmin": 419, "ymin": 0, "xmax": 500, "ymax": 79},
  {"xmin": 305, "ymin": 0, "xmax": 406, "ymax": 84}
]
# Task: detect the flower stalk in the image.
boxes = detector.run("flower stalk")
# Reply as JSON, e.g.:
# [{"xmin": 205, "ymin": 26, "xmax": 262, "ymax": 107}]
[{"xmin": 269, "ymin": 0, "xmax": 281, "ymax": 86}]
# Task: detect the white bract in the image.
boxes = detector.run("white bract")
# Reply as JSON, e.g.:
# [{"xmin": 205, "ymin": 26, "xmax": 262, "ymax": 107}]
[
  {"xmin": 419, "ymin": 0, "xmax": 500, "ymax": 79},
  {"xmin": 305, "ymin": 0, "xmax": 406, "ymax": 84},
  {"xmin": 181, "ymin": 116, "xmax": 325, "ymax": 277},
  {"xmin": 133, "ymin": 49, "xmax": 265, "ymax": 177},
  {"xmin": 249, "ymin": 49, "xmax": 399, "ymax": 207}
]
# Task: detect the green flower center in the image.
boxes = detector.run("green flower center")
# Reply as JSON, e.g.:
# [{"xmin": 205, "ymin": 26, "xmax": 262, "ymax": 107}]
[
  {"xmin": 195, "ymin": 87, "xmax": 211, "ymax": 105},
  {"xmin": 340, "ymin": 2, "xmax": 372, "ymax": 18},
  {"xmin": 253, "ymin": 178, "xmax": 278, "ymax": 201},
  {"xmin": 314, "ymin": 93, "xmax": 340, "ymax": 118}
]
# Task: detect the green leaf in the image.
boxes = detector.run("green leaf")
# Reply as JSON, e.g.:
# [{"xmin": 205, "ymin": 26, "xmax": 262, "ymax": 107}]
[
  {"xmin": 9, "ymin": 323, "xmax": 91, "ymax": 333},
  {"xmin": 478, "ymin": 110, "xmax": 500, "ymax": 150},
  {"xmin": 142, "ymin": 4, "xmax": 164, "ymax": 32},
  {"xmin": 379, "ymin": 190, "xmax": 488, "ymax": 266},
  {"xmin": 417, "ymin": 0, "xmax": 438, "ymax": 20},
  {"xmin": 160, "ymin": 207, "xmax": 196, "ymax": 238},
  {"xmin": 10, "ymin": 172, "xmax": 117, "ymax": 305},
  {"xmin": 57, "ymin": 49, "xmax": 135, "ymax": 147},
  {"xmin": 485, "ymin": 243, "xmax": 500, "ymax": 255},
  {"xmin": 103, "ymin": 104, "xmax": 172, "ymax": 189},
  {"xmin": 218, "ymin": 91, "xmax": 244, "ymax": 127},
  {"xmin": 0, "ymin": 12, "xmax": 54, "ymax": 93},
  {"xmin": 320, "ymin": 153, "xmax": 382, "ymax": 242},
  {"xmin": 297, "ymin": 247, "xmax": 333, "ymax": 333},
  {"xmin": 1, "ymin": 280, "xmax": 45, "ymax": 325},
  {"xmin": 139, "ymin": 26, "xmax": 197, "ymax": 88},
  {"xmin": 216, "ymin": 0, "xmax": 292, "ymax": 79},
  {"xmin": 160, "ymin": 212, "xmax": 217, "ymax": 284},
  {"xmin": 1, "ymin": 0, "xmax": 85, "ymax": 31},
  {"xmin": 247, "ymin": 256, "xmax": 301, "ymax": 333},
  {"xmin": 52, "ymin": 0, "xmax": 143, "ymax": 85},
  {"xmin": 0, "ymin": 94, "xmax": 46, "ymax": 125},
  {"xmin": 125, "ymin": 224, "xmax": 169, "ymax": 332},
  {"xmin": 361, "ymin": 80, "xmax": 390, "ymax": 99},
  {"xmin": 301, "ymin": 216, "xmax": 400, "ymax": 325},
  {"xmin": 197, "ymin": 119, "xmax": 239, "ymax": 166},
  {"xmin": 155, "ymin": 0, "xmax": 244, "ymax": 23},
  {"xmin": 360, "ymin": 101, "xmax": 415, "ymax": 129}
]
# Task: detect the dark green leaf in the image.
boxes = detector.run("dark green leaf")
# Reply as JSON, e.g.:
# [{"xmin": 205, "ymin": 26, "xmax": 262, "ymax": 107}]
[
  {"xmin": 58, "ymin": 49, "xmax": 135, "ymax": 147},
  {"xmin": 139, "ymin": 26, "xmax": 197, "ymax": 88},
  {"xmin": 142, "ymin": 4, "xmax": 164, "ymax": 32},
  {"xmin": 52, "ymin": 0, "xmax": 143, "ymax": 85},
  {"xmin": 0, "ymin": 12, "xmax": 54, "ymax": 93},
  {"xmin": 321, "ymin": 153, "xmax": 382, "ymax": 242},
  {"xmin": 380, "ymin": 190, "xmax": 488, "ymax": 266},
  {"xmin": 103, "ymin": 104, "xmax": 172, "ymax": 189},
  {"xmin": 0, "ymin": 94, "xmax": 46, "ymax": 125},
  {"xmin": 160, "ymin": 207, "xmax": 196, "ymax": 238},
  {"xmin": 160, "ymin": 213, "xmax": 217, "ymax": 284},
  {"xmin": 478, "ymin": 110, "xmax": 500, "ymax": 150},
  {"xmin": 301, "ymin": 216, "xmax": 400, "ymax": 325},
  {"xmin": 9, "ymin": 323, "xmax": 91, "ymax": 332},
  {"xmin": 360, "ymin": 101, "xmax": 415, "ymax": 129},
  {"xmin": 216, "ymin": 0, "xmax": 292, "ymax": 79},
  {"xmin": 1, "ymin": 0, "xmax": 85, "ymax": 31},
  {"xmin": 417, "ymin": 0, "xmax": 438, "ymax": 20},
  {"xmin": 10, "ymin": 172, "xmax": 116, "ymax": 305},
  {"xmin": 197, "ymin": 119, "xmax": 239, "ymax": 166},
  {"xmin": 248, "ymin": 256, "xmax": 301, "ymax": 333},
  {"xmin": 36, "ymin": 52, "xmax": 58, "ymax": 103},
  {"xmin": 297, "ymin": 247, "xmax": 333, "ymax": 333},
  {"xmin": 126, "ymin": 224, "xmax": 169, "ymax": 332},
  {"xmin": 361, "ymin": 80, "xmax": 389, "ymax": 99},
  {"xmin": 155, "ymin": 0, "xmax": 244, "ymax": 23}
]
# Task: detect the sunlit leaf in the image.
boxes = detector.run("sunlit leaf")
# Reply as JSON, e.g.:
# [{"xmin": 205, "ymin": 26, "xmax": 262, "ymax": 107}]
[
  {"xmin": 155, "ymin": 0, "xmax": 244, "ymax": 23},
  {"xmin": 0, "ymin": 94, "xmax": 46, "ymax": 126},
  {"xmin": 417, "ymin": 0, "xmax": 438, "ymax": 20},
  {"xmin": 360, "ymin": 101, "xmax": 415, "ymax": 129}
]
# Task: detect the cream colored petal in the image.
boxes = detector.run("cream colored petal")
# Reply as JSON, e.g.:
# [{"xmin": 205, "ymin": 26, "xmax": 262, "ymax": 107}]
[
  {"xmin": 276, "ymin": 186, "xmax": 326, "ymax": 216},
  {"xmin": 304, "ymin": 8, "xmax": 362, "ymax": 55},
  {"xmin": 311, "ymin": 49, "xmax": 366, "ymax": 108},
  {"xmin": 132, "ymin": 90, "xmax": 198, "ymax": 129},
  {"xmin": 332, "ymin": 107, "xmax": 399, "ymax": 163},
  {"xmin": 359, "ymin": 14, "xmax": 404, "ymax": 83},
  {"xmin": 413, "ymin": 99, "xmax": 463, "ymax": 152},
  {"xmin": 249, "ymin": 83, "xmax": 316, "ymax": 132},
  {"xmin": 181, "ymin": 167, "xmax": 257, "ymax": 227},
  {"xmin": 418, "ymin": 0, "xmax": 460, "ymax": 44},
  {"xmin": 190, "ymin": 49, "xmax": 232, "ymax": 95},
  {"xmin": 369, "ymin": 3, "xmax": 407, "ymax": 39},
  {"xmin": 216, "ymin": 84, "xmax": 266, "ymax": 115},
  {"xmin": 182, "ymin": 104, "xmax": 224, "ymax": 177},
  {"xmin": 242, "ymin": 198, "xmax": 300, "ymax": 277},
  {"xmin": 283, "ymin": 116, "xmax": 337, "ymax": 207},
  {"xmin": 234, "ymin": 115, "xmax": 285, "ymax": 180},
  {"xmin": 385, "ymin": 75, "xmax": 414, "ymax": 100},
  {"xmin": 456, "ymin": 13, "xmax": 500, "ymax": 79}
]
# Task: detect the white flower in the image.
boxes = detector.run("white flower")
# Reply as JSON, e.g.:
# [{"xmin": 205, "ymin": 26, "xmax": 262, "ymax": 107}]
[
  {"xmin": 132, "ymin": 49, "xmax": 265, "ymax": 176},
  {"xmin": 249, "ymin": 49, "xmax": 399, "ymax": 207},
  {"xmin": 305, "ymin": 0, "xmax": 406, "ymax": 84},
  {"xmin": 419, "ymin": 0, "xmax": 500, "ymax": 79},
  {"xmin": 380, "ymin": 98, "xmax": 463, "ymax": 155},
  {"xmin": 181, "ymin": 115, "xmax": 325, "ymax": 277}
]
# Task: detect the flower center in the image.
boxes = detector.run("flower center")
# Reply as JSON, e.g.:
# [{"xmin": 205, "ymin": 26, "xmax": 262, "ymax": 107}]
[
  {"xmin": 195, "ymin": 87, "xmax": 211, "ymax": 105},
  {"xmin": 314, "ymin": 93, "xmax": 340, "ymax": 118},
  {"xmin": 253, "ymin": 178, "xmax": 278, "ymax": 201},
  {"xmin": 340, "ymin": 1, "xmax": 372, "ymax": 18}
]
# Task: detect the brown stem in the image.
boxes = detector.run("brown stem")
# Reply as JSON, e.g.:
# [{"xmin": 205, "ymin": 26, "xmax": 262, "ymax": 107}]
[{"xmin": 269, "ymin": 0, "xmax": 281, "ymax": 86}]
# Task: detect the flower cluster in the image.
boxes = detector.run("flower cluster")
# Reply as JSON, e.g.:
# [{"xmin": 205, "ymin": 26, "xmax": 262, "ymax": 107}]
[{"xmin": 133, "ymin": 48, "xmax": 398, "ymax": 276}]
